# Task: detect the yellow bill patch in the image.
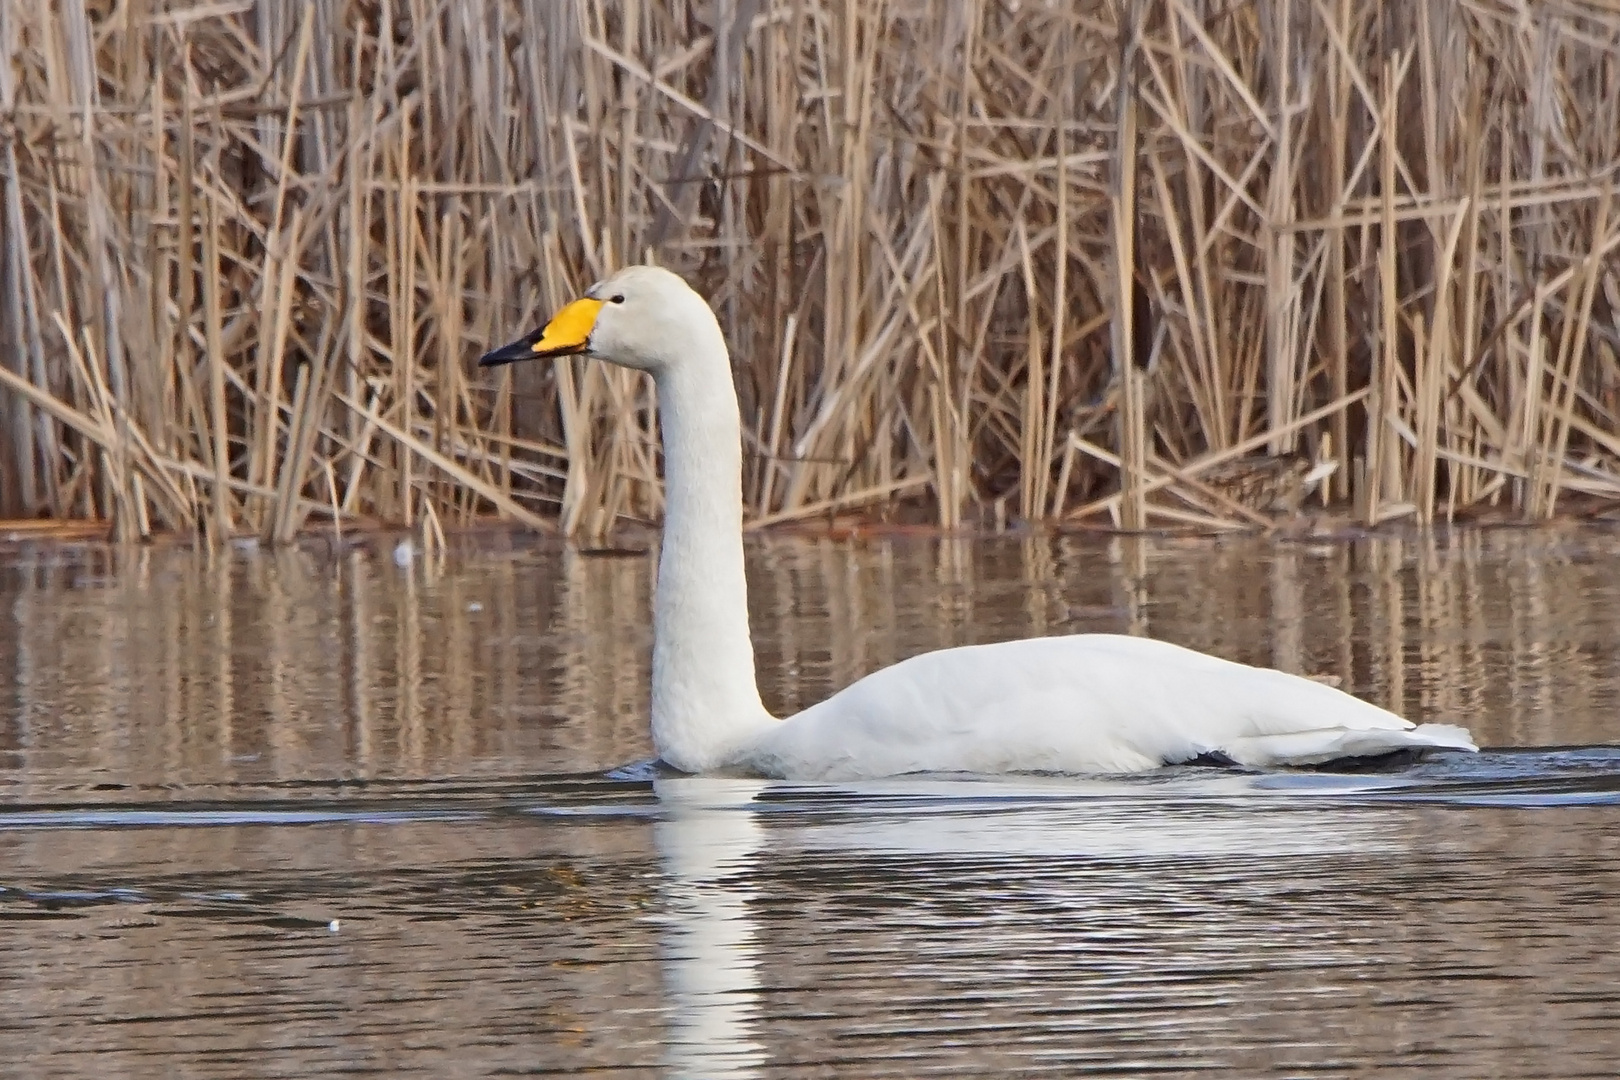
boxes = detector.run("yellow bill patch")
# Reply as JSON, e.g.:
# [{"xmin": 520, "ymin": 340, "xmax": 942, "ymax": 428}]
[{"xmin": 532, "ymin": 297, "xmax": 604, "ymax": 357}]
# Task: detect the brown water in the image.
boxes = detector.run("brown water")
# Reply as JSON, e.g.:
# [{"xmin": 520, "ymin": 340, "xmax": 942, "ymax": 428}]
[{"xmin": 3, "ymin": 527, "xmax": 1620, "ymax": 1078}]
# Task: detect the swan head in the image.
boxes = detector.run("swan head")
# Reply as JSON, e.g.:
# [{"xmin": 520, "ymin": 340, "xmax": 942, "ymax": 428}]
[{"xmin": 478, "ymin": 265, "xmax": 716, "ymax": 375}]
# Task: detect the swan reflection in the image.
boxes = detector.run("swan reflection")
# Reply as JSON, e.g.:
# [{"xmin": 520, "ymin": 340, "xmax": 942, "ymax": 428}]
[
  {"xmin": 647, "ymin": 769, "xmax": 1432, "ymax": 1078},
  {"xmin": 654, "ymin": 776, "xmax": 769, "ymax": 1080}
]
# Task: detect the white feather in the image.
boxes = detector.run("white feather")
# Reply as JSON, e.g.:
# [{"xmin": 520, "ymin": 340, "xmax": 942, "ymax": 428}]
[{"xmin": 746, "ymin": 635, "xmax": 1475, "ymax": 780}]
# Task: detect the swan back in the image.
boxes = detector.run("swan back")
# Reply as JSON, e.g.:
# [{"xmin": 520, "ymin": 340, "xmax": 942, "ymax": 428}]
[{"xmin": 743, "ymin": 634, "xmax": 1475, "ymax": 780}]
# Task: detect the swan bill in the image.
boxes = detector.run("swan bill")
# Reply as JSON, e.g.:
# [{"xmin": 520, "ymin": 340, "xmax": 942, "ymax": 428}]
[{"xmin": 478, "ymin": 296, "xmax": 603, "ymax": 366}]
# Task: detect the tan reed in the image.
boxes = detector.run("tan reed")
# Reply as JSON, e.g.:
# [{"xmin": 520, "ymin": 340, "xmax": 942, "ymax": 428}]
[{"xmin": 1, "ymin": 0, "xmax": 1617, "ymax": 541}]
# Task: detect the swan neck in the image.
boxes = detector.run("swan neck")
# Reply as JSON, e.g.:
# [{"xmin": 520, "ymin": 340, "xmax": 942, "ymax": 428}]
[{"xmin": 649, "ymin": 342, "xmax": 773, "ymax": 772}]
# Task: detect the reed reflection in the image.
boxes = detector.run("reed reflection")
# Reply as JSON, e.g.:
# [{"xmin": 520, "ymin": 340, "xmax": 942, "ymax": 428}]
[{"xmin": 1, "ymin": 527, "xmax": 1619, "ymax": 794}]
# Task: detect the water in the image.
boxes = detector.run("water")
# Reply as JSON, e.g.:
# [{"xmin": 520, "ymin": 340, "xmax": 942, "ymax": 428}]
[{"xmin": 2, "ymin": 526, "xmax": 1620, "ymax": 1077}]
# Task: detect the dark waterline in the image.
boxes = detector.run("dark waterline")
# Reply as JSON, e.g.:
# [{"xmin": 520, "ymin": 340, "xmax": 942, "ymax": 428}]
[{"xmin": 2, "ymin": 528, "xmax": 1619, "ymax": 1077}]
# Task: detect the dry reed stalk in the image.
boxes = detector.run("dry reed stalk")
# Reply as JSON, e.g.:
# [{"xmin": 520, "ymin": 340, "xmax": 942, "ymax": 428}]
[
  {"xmin": 1111, "ymin": 5, "xmax": 1146, "ymax": 532},
  {"xmin": 0, "ymin": 0, "xmax": 1617, "ymax": 539}
]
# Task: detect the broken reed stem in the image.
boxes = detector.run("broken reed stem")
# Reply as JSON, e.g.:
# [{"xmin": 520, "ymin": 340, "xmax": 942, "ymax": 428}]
[{"xmin": 0, "ymin": 1, "xmax": 1617, "ymax": 539}]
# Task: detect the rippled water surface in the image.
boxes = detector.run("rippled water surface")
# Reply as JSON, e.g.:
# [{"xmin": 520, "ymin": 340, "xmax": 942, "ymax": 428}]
[{"xmin": 3, "ymin": 526, "xmax": 1620, "ymax": 1077}]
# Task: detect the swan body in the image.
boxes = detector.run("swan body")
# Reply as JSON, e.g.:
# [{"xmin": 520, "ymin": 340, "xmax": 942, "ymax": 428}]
[
  {"xmin": 744, "ymin": 635, "xmax": 1473, "ymax": 779},
  {"xmin": 481, "ymin": 266, "xmax": 1477, "ymax": 780}
]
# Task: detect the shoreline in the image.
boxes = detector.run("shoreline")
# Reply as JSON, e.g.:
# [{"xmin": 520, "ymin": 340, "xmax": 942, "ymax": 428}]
[{"xmin": 6, "ymin": 500, "xmax": 1618, "ymax": 556}]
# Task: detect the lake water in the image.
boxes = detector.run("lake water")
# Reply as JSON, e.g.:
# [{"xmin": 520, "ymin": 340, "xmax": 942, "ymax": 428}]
[{"xmin": 2, "ymin": 526, "xmax": 1619, "ymax": 1077}]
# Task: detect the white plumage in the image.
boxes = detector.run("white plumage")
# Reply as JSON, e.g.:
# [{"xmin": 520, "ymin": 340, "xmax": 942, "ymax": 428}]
[
  {"xmin": 480, "ymin": 265, "xmax": 1478, "ymax": 780},
  {"xmin": 747, "ymin": 634, "xmax": 1474, "ymax": 779}
]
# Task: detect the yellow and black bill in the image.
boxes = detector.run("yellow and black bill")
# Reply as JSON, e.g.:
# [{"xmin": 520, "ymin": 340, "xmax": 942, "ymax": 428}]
[{"xmin": 478, "ymin": 297, "xmax": 604, "ymax": 367}]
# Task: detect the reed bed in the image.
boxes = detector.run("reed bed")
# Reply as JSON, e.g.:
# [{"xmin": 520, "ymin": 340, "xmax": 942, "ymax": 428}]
[{"xmin": 1, "ymin": 0, "xmax": 1618, "ymax": 541}]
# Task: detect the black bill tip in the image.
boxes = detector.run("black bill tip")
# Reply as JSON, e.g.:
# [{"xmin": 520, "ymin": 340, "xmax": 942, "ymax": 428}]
[{"xmin": 478, "ymin": 329, "xmax": 544, "ymax": 368}]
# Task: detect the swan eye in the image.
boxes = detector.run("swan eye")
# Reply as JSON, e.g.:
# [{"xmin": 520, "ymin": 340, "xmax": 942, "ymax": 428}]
[{"xmin": 609, "ymin": 294, "xmax": 626, "ymax": 304}]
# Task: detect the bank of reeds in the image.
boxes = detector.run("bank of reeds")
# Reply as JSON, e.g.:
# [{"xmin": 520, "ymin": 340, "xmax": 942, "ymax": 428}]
[{"xmin": 1, "ymin": 0, "xmax": 1618, "ymax": 541}]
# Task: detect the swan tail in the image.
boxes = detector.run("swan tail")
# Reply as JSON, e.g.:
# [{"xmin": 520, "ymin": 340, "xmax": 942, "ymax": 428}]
[
  {"xmin": 1405, "ymin": 722, "xmax": 1479, "ymax": 752},
  {"xmin": 1225, "ymin": 721, "xmax": 1478, "ymax": 768}
]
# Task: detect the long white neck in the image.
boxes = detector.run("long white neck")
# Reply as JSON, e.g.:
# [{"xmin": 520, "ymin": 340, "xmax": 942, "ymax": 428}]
[{"xmin": 648, "ymin": 318, "xmax": 776, "ymax": 772}]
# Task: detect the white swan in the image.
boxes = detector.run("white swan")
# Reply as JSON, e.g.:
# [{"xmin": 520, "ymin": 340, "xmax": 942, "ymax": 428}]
[{"xmin": 480, "ymin": 265, "xmax": 1477, "ymax": 779}]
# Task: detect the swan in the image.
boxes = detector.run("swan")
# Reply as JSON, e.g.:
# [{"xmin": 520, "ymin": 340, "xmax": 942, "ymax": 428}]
[{"xmin": 480, "ymin": 265, "xmax": 1477, "ymax": 780}]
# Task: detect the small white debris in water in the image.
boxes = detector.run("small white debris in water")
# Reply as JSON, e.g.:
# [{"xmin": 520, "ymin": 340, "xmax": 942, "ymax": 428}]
[
  {"xmin": 328, "ymin": 919, "xmax": 340, "ymax": 933},
  {"xmin": 231, "ymin": 537, "xmax": 260, "ymax": 554},
  {"xmin": 392, "ymin": 540, "xmax": 414, "ymax": 567},
  {"xmin": 467, "ymin": 602, "xmax": 483, "ymax": 612}
]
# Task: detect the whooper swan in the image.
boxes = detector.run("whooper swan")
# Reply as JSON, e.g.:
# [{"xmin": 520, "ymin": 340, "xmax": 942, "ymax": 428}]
[{"xmin": 480, "ymin": 265, "xmax": 1477, "ymax": 780}]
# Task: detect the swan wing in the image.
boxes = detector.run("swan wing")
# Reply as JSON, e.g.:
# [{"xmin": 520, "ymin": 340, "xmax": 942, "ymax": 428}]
[{"xmin": 743, "ymin": 634, "xmax": 1476, "ymax": 780}]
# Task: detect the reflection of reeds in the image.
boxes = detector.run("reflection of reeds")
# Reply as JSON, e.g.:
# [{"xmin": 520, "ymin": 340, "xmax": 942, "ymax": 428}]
[
  {"xmin": 1, "ymin": 530, "xmax": 1616, "ymax": 785},
  {"xmin": 1, "ymin": 3, "xmax": 1618, "ymax": 539}
]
